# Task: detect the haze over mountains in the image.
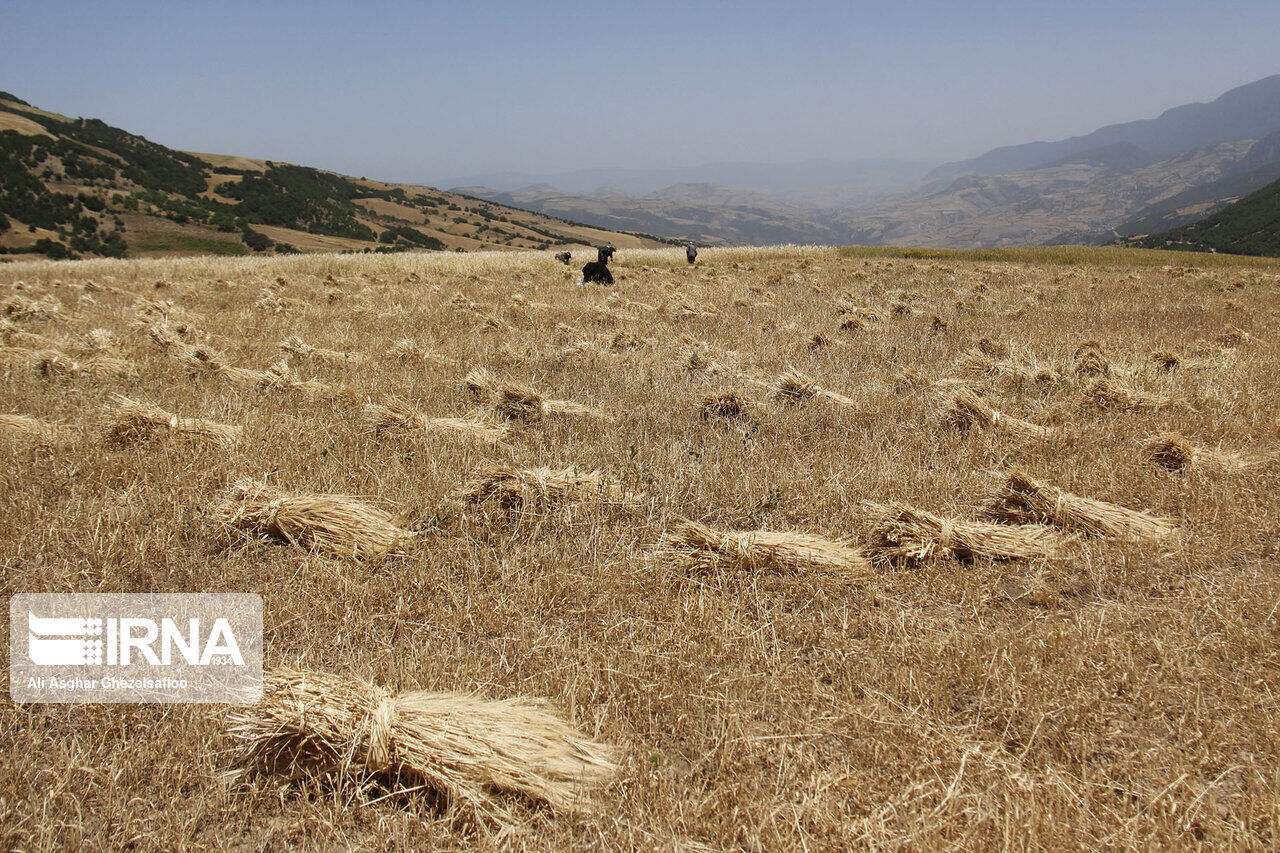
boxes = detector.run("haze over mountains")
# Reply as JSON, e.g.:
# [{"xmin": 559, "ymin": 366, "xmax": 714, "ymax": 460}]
[{"xmin": 453, "ymin": 74, "xmax": 1280, "ymax": 249}]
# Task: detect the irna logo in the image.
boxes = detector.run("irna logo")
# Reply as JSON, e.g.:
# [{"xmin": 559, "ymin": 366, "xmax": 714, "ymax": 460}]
[{"xmin": 27, "ymin": 612, "xmax": 245, "ymax": 667}]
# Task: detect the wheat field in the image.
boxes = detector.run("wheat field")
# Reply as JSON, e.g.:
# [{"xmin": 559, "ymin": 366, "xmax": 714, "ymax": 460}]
[{"xmin": 2, "ymin": 245, "xmax": 1279, "ymax": 851}]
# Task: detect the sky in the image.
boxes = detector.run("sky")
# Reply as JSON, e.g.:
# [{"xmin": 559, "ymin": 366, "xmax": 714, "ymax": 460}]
[{"xmin": 3, "ymin": 0, "xmax": 1278, "ymax": 184}]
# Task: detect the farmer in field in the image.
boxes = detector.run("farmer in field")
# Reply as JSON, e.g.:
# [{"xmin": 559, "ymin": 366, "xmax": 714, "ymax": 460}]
[{"xmin": 686, "ymin": 241, "xmax": 697, "ymax": 264}]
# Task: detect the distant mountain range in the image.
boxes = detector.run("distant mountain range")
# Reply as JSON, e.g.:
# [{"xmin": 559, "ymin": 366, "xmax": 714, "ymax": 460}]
[
  {"xmin": 454, "ymin": 74, "xmax": 1280, "ymax": 251},
  {"xmin": 928, "ymin": 74, "xmax": 1280, "ymax": 179},
  {"xmin": 440, "ymin": 158, "xmax": 933, "ymax": 206}
]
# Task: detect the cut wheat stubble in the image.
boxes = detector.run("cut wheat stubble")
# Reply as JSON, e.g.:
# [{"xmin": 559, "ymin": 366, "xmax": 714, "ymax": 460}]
[
  {"xmin": 215, "ymin": 478, "xmax": 415, "ymax": 561},
  {"xmin": 226, "ymin": 668, "xmax": 619, "ymax": 830},
  {"xmin": 982, "ymin": 469, "xmax": 1178, "ymax": 544}
]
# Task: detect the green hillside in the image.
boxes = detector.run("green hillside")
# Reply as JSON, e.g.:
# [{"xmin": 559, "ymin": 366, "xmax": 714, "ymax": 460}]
[
  {"xmin": 0, "ymin": 92, "xmax": 670, "ymax": 260},
  {"xmin": 1119, "ymin": 176, "xmax": 1280, "ymax": 256}
]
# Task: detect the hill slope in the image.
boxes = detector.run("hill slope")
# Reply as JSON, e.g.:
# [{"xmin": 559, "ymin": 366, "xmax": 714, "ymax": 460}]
[
  {"xmin": 0, "ymin": 92, "xmax": 669, "ymax": 260},
  {"xmin": 1118, "ymin": 176, "xmax": 1280, "ymax": 256},
  {"xmin": 929, "ymin": 74, "xmax": 1280, "ymax": 179}
]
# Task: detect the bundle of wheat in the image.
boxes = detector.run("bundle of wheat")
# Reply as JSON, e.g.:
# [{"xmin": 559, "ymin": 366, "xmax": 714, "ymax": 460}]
[
  {"xmin": 462, "ymin": 466, "xmax": 640, "ymax": 513},
  {"xmin": 955, "ymin": 349, "xmax": 1057, "ymax": 385},
  {"xmin": 215, "ymin": 478, "xmax": 414, "ymax": 560},
  {"xmin": 31, "ymin": 349, "xmax": 81, "ymax": 378},
  {"xmin": 1214, "ymin": 326, "xmax": 1253, "ymax": 349},
  {"xmin": 85, "ymin": 328, "xmax": 118, "ymax": 352},
  {"xmin": 83, "ymin": 354, "xmax": 137, "ymax": 380},
  {"xmin": 1143, "ymin": 433, "xmax": 1253, "ymax": 473},
  {"xmin": 464, "ymin": 367, "xmax": 499, "ymax": 402},
  {"xmin": 226, "ymin": 668, "xmax": 619, "ymax": 829},
  {"xmin": 1073, "ymin": 349, "xmax": 1111, "ymax": 377},
  {"xmin": 982, "ymin": 469, "xmax": 1177, "ymax": 543},
  {"xmin": 699, "ymin": 391, "xmax": 748, "ymax": 421},
  {"xmin": 1, "ymin": 294, "xmax": 60, "ymax": 322},
  {"xmin": 1083, "ymin": 378, "xmax": 1171, "ymax": 411},
  {"xmin": 775, "ymin": 369, "xmax": 858, "ymax": 410},
  {"xmin": 940, "ymin": 387, "xmax": 1053, "ymax": 441},
  {"xmin": 1151, "ymin": 350, "xmax": 1180, "ymax": 370},
  {"xmin": 865, "ymin": 502, "xmax": 1066, "ymax": 565},
  {"xmin": 492, "ymin": 384, "xmax": 603, "ymax": 424},
  {"xmin": 0, "ymin": 318, "xmax": 56, "ymax": 349},
  {"xmin": 178, "ymin": 347, "xmax": 288, "ymax": 389},
  {"xmin": 0, "ymin": 413, "xmax": 65, "ymax": 443},
  {"xmin": 976, "ymin": 338, "xmax": 1011, "ymax": 359},
  {"xmin": 658, "ymin": 520, "xmax": 870, "ymax": 575},
  {"xmin": 838, "ymin": 314, "xmax": 868, "ymax": 332},
  {"xmin": 106, "ymin": 395, "xmax": 241, "ymax": 448},
  {"xmin": 387, "ymin": 339, "xmax": 451, "ymax": 365},
  {"xmin": 682, "ymin": 347, "xmax": 725, "ymax": 375},
  {"xmin": 279, "ymin": 336, "xmax": 364, "ymax": 365},
  {"xmin": 362, "ymin": 399, "xmax": 508, "ymax": 444}
]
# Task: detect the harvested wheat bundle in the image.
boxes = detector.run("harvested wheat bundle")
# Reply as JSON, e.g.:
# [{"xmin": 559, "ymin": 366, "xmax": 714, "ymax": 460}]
[
  {"xmin": 215, "ymin": 478, "xmax": 414, "ymax": 560},
  {"xmin": 83, "ymin": 354, "xmax": 137, "ymax": 380},
  {"xmin": 84, "ymin": 328, "xmax": 119, "ymax": 352},
  {"xmin": 178, "ymin": 347, "xmax": 287, "ymax": 389},
  {"xmin": 462, "ymin": 466, "xmax": 640, "ymax": 513},
  {"xmin": 1151, "ymin": 350, "xmax": 1180, "ymax": 370},
  {"xmin": 1074, "ymin": 349, "xmax": 1111, "ymax": 377},
  {"xmin": 31, "ymin": 349, "xmax": 81, "ymax": 378},
  {"xmin": 2, "ymin": 294, "xmax": 60, "ymax": 322},
  {"xmin": 1214, "ymin": 326, "xmax": 1254, "ymax": 349},
  {"xmin": 981, "ymin": 469, "xmax": 1177, "ymax": 543},
  {"xmin": 107, "ymin": 395, "xmax": 241, "ymax": 448},
  {"xmin": 388, "ymin": 339, "xmax": 451, "ymax": 365},
  {"xmin": 699, "ymin": 391, "xmax": 749, "ymax": 421},
  {"xmin": 279, "ymin": 336, "xmax": 364, "ymax": 365},
  {"xmin": 362, "ymin": 399, "xmax": 508, "ymax": 444},
  {"xmin": 838, "ymin": 314, "xmax": 868, "ymax": 332},
  {"xmin": 940, "ymin": 387, "xmax": 1053, "ymax": 441},
  {"xmin": 0, "ymin": 413, "xmax": 65, "ymax": 443},
  {"xmin": 1083, "ymin": 378, "xmax": 1171, "ymax": 411},
  {"xmin": 775, "ymin": 368, "xmax": 859, "ymax": 410},
  {"xmin": 464, "ymin": 366, "xmax": 499, "ymax": 402},
  {"xmin": 1143, "ymin": 433, "xmax": 1254, "ymax": 473},
  {"xmin": 226, "ymin": 668, "xmax": 618, "ymax": 828},
  {"xmin": 681, "ymin": 346, "xmax": 726, "ymax": 375},
  {"xmin": 865, "ymin": 502, "xmax": 1067, "ymax": 565},
  {"xmin": 255, "ymin": 289, "xmax": 301, "ymax": 313},
  {"xmin": 493, "ymin": 383, "xmax": 605, "ymax": 424},
  {"xmin": 147, "ymin": 322, "xmax": 186, "ymax": 352},
  {"xmin": 658, "ymin": 520, "xmax": 870, "ymax": 575},
  {"xmin": 0, "ymin": 317, "xmax": 57, "ymax": 349},
  {"xmin": 976, "ymin": 337, "xmax": 1011, "ymax": 359}
]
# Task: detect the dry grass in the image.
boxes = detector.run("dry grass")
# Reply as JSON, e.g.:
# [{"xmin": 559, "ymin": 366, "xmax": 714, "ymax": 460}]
[
  {"xmin": 865, "ymin": 502, "xmax": 1067, "ymax": 565},
  {"xmin": 983, "ymin": 469, "xmax": 1179, "ymax": 543},
  {"xmin": 215, "ymin": 478, "xmax": 415, "ymax": 560},
  {"xmin": 227, "ymin": 668, "xmax": 618, "ymax": 830},
  {"xmin": 658, "ymin": 520, "xmax": 870, "ymax": 575},
  {"xmin": 3, "ymin": 247, "xmax": 1280, "ymax": 851}
]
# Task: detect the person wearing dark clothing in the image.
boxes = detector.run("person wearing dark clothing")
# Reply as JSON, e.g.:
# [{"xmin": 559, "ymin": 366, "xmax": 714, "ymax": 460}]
[{"xmin": 686, "ymin": 241, "xmax": 697, "ymax": 264}]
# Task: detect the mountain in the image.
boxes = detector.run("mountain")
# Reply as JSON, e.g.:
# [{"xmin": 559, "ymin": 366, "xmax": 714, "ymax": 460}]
[
  {"xmin": 833, "ymin": 138, "xmax": 1272, "ymax": 248},
  {"xmin": 1117, "ymin": 176, "xmax": 1280, "ymax": 256},
  {"xmin": 442, "ymin": 158, "xmax": 933, "ymax": 207},
  {"xmin": 457, "ymin": 182, "xmax": 845, "ymax": 246},
  {"xmin": 930, "ymin": 74, "xmax": 1280, "ymax": 179},
  {"xmin": 0, "ymin": 92, "xmax": 668, "ymax": 261}
]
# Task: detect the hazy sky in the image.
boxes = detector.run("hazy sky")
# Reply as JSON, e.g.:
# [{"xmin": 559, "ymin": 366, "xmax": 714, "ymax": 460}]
[{"xmin": 3, "ymin": 1, "xmax": 1277, "ymax": 184}]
